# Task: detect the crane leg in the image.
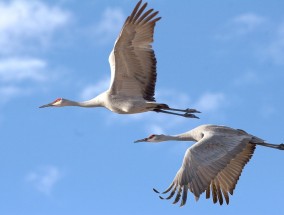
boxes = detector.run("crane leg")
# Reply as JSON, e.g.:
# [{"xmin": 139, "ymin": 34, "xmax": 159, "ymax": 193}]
[
  {"xmin": 153, "ymin": 109, "xmax": 199, "ymax": 118},
  {"xmin": 154, "ymin": 104, "xmax": 200, "ymax": 114},
  {"xmin": 166, "ymin": 108, "xmax": 201, "ymax": 113},
  {"xmin": 255, "ymin": 142, "xmax": 284, "ymax": 150}
]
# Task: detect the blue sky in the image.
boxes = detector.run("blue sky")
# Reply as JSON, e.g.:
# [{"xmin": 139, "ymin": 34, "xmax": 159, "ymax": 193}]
[{"xmin": 1, "ymin": 0, "xmax": 284, "ymax": 214}]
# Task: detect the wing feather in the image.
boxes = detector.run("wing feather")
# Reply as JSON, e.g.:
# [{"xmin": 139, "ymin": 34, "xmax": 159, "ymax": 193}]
[
  {"xmin": 108, "ymin": 1, "xmax": 160, "ymax": 101},
  {"xmin": 128, "ymin": 0, "xmax": 143, "ymax": 21},
  {"xmin": 204, "ymin": 143, "xmax": 256, "ymax": 205},
  {"xmin": 180, "ymin": 185, "xmax": 188, "ymax": 207},
  {"xmin": 157, "ymin": 129, "xmax": 256, "ymax": 206}
]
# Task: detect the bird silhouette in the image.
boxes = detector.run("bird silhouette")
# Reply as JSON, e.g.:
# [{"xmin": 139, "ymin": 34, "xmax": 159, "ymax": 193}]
[
  {"xmin": 39, "ymin": 0, "xmax": 200, "ymax": 119},
  {"xmin": 135, "ymin": 124, "xmax": 284, "ymax": 206}
]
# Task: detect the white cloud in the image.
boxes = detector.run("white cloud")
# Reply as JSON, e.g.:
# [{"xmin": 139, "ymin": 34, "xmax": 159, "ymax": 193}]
[
  {"xmin": 92, "ymin": 7, "xmax": 125, "ymax": 44},
  {"xmin": 232, "ymin": 13, "xmax": 266, "ymax": 33},
  {"xmin": 0, "ymin": 1, "xmax": 71, "ymax": 106},
  {"xmin": 0, "ymin": 0, "xmax": 71, "ymax": 54},
  {"xmin": 80, "ymin": 77, "xmax": 110, "ymax": 100},
  {"xmin": 26, "ymin": 165, "xmax": 62, "ymax": 195},
  {"xmin": 264, "ymin": 24, "xmax": 284, "ymax": 65},
  {"xmin": 0, "ymin": 85, "xmax": 24, "ymax": 103},
  {"xmin": 195, "ymin": 92, "xmax": 226, "ymax": 112},
  {"xmin": 0, "ymin": 57, "xmax": 47, "ymax": 82},
  {"xmin": 217, "ymin": 13, "xmax": 284, "ymax": 66},
  {"xmin": 233, "ymin": 71, "xmax": 260, "ymax": 86},
  {"xmin": 217, "ymin": 13, "xmax": 267, "ymax": 39},
  {"xmin": 0, "ymin": 86, "xmax": 20, "ymax": 97},
  {"xmin": 146, "ymin": 124, "xmax": 166, "ymax": 134}
]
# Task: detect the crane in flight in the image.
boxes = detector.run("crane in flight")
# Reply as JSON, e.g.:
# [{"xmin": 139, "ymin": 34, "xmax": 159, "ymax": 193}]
[
  {"xmin": 134, "ymin": 124, "xmax": 284, "ymax": 206},
  {"xmin": 39, "ymin": 0, "xmax": 200, "ymax": 119}
]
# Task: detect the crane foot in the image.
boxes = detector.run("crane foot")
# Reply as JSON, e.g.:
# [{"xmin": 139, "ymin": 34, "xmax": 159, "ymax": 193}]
[
  {"xmin": 184, "ymin": 113, "xmax": 199, "ymax": 119},
  {"xmin": 185, "ymin": 108, "xmax": 201, "ymax": 113}
]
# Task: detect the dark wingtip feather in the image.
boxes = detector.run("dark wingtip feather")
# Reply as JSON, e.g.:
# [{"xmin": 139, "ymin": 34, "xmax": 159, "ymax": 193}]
[
  {"xmin": 212, "ymin": 183, "xmax": 218, "ymax": 204},
  {"xmin": 141, "ymin": 11, "xmax": 160, "ymax": 24},
  {"xmin": 224, "ymin": 193, "xmax": 230, "ymax": 205},
  {"xmin": 206, "ymin": 186, "xmax": 210, "ymax": 199},
  {"xmin": 166, "ymin": 187, "xmax": 177, "ymax": 200},
  {"xmin": 162, "ymin": 182, "xmax": 175, "ymax": 194},
  {"xmin": 216, "ymin": 183, "xmax": 224, "ymax": 205},
  {"xmin": 180, "ymin": 186, "xmax": 188, "ymax": 207},
  {"xmin": 172, "ymin": 187, "xmax": 182, "ymax": 204},
  {"xmin": 132, "ymin": 2, "xmax": 148, "ymax": 23},
  {"xmin": 153, "ymin": 188, "xmax": 160, "ymax": 193},
  {"xmin": 128, "ymin": 0, "xmax": 143, "ymax": 23}
]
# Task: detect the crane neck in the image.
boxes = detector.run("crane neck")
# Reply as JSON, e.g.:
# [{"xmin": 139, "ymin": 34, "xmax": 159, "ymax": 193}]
[
  {"xmin": 77, "ymin": 99, "xmax": 104, "ymax": 108},
  {"xmin": 63, "ymin": 95, "xmax": 104, "ymax": 108},
  {"xmin": 162, "ymin": 134, "xmax": 195, "ymax": 142}
]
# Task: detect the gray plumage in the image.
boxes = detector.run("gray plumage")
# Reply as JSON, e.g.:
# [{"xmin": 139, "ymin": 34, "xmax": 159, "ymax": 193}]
[{"xmin": 134, "ymin": 124, "xmax": 284, "ymax": 206}]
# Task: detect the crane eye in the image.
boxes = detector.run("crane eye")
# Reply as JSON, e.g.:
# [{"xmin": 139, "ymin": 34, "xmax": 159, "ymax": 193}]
[{"xmin": 148, "ymin": 134, "xmax": 156, "ymax": 139}]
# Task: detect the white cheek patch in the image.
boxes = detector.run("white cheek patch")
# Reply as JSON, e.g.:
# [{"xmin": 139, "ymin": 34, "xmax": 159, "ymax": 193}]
[{"xmin": 53, "ymin": 101, "xmax": 62, "ymax": 106}]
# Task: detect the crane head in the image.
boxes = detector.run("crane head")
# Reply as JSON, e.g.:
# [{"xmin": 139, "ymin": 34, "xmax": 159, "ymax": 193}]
[
  {"xmin": 39, "ymin": 98, "xmax": 64, "ymax": 108},
  {"xmin": 134, "ymin": 134, "xmax": 164, "ymax": 143}
]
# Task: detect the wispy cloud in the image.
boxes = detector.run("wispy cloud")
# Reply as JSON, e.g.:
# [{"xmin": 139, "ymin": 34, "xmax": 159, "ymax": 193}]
[
  {"xmin": 0, "ymin": 57, "xmax": 47, "ymax": 82},
  {"xmin": 146, "ymin": 124, "xmax": 166, "ymax": 134},
  {"xmin": 217, "ymin": 13, "xmax": 267, "ymax": 39},
  {"xmin": 194, "ymin": 92, "xmax": 226, "ymax": 112},
  {"xmin": 25, "ymin": 165, "xmax": 62, "ymax": 195},
  {"xmin": 92, "ymin": 7, "xmax": 125, "ymax": 44},
  {"xmin": 0, "ymin": 1, "xmax": 71, "ymax": 105},
  {"xmin": 0, "ymin": 85, "xmax": 26, "ymax": 104},
  {"xmin": 232, "ymin": 13, "xmax": 267, "ymax": 34},
  {"xmin": 217, "ymin": 13, "xmax": 284, "ymax": 66},
  {"xmin": 233, "ymin": 71, "xmax": 260, "ymax": 86},
  {"xmin": 0, "ymin": 0, "xmax": 71, "ymax": 54},
  {"xmin": 80, "ymin": 77, "xmax": 110, "ymax": 100},
  {"xmin": 264, "ymin": 23, "xmax": 284, "ymax": 65},
  {"xmin": 0, "ymin": 57, "xmax": 48, "ymax": 103}
]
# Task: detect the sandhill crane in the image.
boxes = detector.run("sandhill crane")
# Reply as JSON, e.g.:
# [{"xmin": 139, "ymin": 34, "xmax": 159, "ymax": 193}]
[
  {"xmin": 134, "ymin": 124, "xmax": 284, "ymax": 206},
  {"xmin": 39, "ymin": 0, "xmax": 200, "ymax": 118}
]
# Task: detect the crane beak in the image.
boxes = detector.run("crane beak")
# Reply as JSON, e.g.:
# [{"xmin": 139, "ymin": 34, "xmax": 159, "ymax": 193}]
[
  {"xmin": 39, "ymin": 103, "xmax": 53, "ymax": 108},
  {"xmin": 134, "ymin": 138, "xmax": 148, "ymax": 143}
]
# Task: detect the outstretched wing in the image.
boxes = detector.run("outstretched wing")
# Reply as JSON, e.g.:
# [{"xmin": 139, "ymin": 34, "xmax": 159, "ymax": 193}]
[
  {"xmin": 205, "ymin": 143, "xmax": 255, "ymax": 205},
  {"xmin": 108, "ymin": 0, "xmax": 160, "ymax": 101},
  {"xmin": 158, "ymin": 130, "xmax": 256, "ymax": 206}
]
